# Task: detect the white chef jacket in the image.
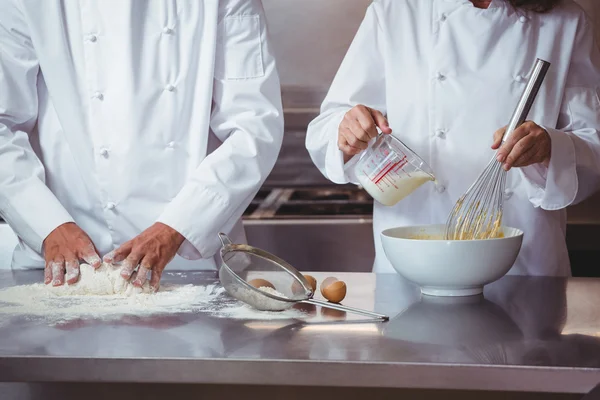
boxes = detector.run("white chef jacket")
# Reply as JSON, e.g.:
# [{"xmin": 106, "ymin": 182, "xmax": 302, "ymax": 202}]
[
  {"xmin": 306, "ymin": 0, "xmax": 600, "ymax": 276},
  {"xmin": 0, "ymin": 0, "xmax": 283, "ymax": 270}
]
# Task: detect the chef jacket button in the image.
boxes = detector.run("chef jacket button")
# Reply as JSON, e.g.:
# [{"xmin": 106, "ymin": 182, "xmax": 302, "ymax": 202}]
[
  {"xmin": 99, "ymin": 148, "xmax": 109, "ymax": 158},
  {"xmin": 504, "ymin": 189, "xmax": 513, "ymax": 199},
  {"xmin": 165, "ymin": 84, "xmax": 175, "ymax": 92},
  {"xmin": 167, "ymin": 141, "xmax": 175, "ymax": 149},
  {"xmin": 515, "ymin": 75, "xmax": 526, "ymax": 83},
  {"xmin": 163, "ymin": 27, "xmax": 174, "ymax": 35},
  {"xmin": 87, "ymin": 34, "xmax": 98, "ymax": 43},
  {"xmin": 435, "ymin": 129, "xmax": 446, "ymax": 138},
  {"xmin": 435, "ymin": 184, "xmax": 446, "ymax": 193},
  {"xmin": 106, "ymin": 202, "xmax": 116, "ymax": 211},
  {"xmin": 93, "ymin": 91, "xmax": 104, "ymax": 101},
  {"xmin": 519, "ymin": 16, "xmax": 528, "ymax": 23},
  {"xmin": 436, "ymin": 72, "xmax": 446, "ymax": 81},
  {"xmin": 440, "ymin": 14, "xmax": 447, "ymax": 22}
]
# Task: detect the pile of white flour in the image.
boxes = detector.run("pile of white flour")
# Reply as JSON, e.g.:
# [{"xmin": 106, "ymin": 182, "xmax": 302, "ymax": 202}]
[
  {"xmin": 51, "ymin": 263, "xmax": 152, "ymax": 296},
  {"xmin": 0, "ymin": 265, "xmax": 306, "ymax": 325}
]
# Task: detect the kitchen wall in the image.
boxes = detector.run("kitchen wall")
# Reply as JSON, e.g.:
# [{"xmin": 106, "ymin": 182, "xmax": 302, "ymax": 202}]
[{"xmin": 263, "ymin": 0, "xmax": 370, "ymax": 95}]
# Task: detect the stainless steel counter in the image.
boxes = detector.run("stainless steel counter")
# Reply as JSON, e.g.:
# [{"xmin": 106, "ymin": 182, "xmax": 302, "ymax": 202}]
[{"xmin": 1, "ymin": 271, "xmax": 599, "ymax": 395}]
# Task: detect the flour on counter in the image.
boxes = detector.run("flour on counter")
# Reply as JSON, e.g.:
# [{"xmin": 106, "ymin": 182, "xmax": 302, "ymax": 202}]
[
  {"xmin": 219, "ymin": 304, "xmax": 305, "ymax": 320},
  {"xmin": 0, "ymin": 274, "xmax": 305, "ymax": 325}
]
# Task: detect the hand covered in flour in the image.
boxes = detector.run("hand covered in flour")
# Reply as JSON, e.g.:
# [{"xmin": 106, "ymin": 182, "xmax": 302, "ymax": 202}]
[
  {"xmin": 339, "ymin": 105, "xmax": 392, "ymax": 162},
  {"xmin": 492, "ymin": 121, "xmax": 551, "ymax": 171},
  {"xmin": 43, "ymin": 222, "xmax": 102, "ymax": 286},
  {"xmin": 103, "ymin": 222, "xmax": 185, "ymax": 291}
]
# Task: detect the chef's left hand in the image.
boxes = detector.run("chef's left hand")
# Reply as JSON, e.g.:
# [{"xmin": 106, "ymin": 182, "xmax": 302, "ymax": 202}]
[
  {"xmin": 103, "ymin": 222, "xmax": 185, "ymax": 291},
  {"xmin": 492, "ymin": 121, "xmax": 551, "ymax": 171}
]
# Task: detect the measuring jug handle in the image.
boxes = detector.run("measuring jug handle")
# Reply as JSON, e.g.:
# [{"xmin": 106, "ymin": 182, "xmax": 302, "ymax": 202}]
[{"xmin": 343, "ymin": 131, "xmax": 386, "ymax": 171}]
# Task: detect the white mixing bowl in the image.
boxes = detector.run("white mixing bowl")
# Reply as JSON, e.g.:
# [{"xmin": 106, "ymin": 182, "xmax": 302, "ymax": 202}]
[{"xmin": 380, "ymin": 224, "xmax": 523, "ymax": 296}]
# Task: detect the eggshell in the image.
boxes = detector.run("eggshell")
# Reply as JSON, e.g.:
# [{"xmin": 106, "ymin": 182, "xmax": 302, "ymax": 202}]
[
  {"xmin": 320, "ymin": 276, "xmax": 338, "ymax": 297},
  {"xmin": 291, "ymin": 274, "xmax": 318, "ymax": 294},
  {"xmin": 322, "ymin": 280, "xmax": 347, "ymax": 303},
  {"xmin": 248, "ymin": 278, "xmax": 275, "ymax": 290},
  {"xmin": 304, "ymin": 275, "xmax": 317, "ymax": 292}
]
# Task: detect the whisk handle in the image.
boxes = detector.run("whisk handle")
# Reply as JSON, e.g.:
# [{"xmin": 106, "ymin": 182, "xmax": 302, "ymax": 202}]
[{"xmin": 502, "ymin": 58, "xmax": 551, "ymax": 143}]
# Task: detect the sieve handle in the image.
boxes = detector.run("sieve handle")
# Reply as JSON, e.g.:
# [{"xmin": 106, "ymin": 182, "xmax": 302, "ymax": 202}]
[
  {"xmin": 305, "ymin": 299, "xmax": 389, "ymax": 321},
  {"xmin": 502, "ymin": 58, "xmax": 551, "ymax": 143},
  {"xmin": 218, "ymin": 233, "xmax": 233, "ymax": 247}
]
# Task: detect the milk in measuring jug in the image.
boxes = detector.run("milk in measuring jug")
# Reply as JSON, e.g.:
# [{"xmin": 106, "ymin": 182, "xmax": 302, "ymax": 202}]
[{"xmin": 357, "ymin": 170, "xmax": 433, "ymax": 206}]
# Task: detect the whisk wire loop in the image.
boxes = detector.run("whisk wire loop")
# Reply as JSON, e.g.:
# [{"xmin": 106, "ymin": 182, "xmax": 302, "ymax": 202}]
[{"xmin": 444, "ymin": 58, "xmax": 550, "ymax": 241}]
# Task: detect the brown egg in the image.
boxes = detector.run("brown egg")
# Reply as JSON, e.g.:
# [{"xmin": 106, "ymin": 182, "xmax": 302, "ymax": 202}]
[
  {"xmin": 248, "ymin": 278, "xmax": 275, "ymax": 290},
  {"xmin": 320, "ymin": 276, "xmax": 338, "ymax": 296},
  {"xmin": 303, "ymin": 275, "xmax": 317, "ymax": 292},
  {"xmin": 321, "ymin": 278, "xmax": 347, "ymax": 303},
  {"xmin": 291, "ymin": 274, "xmax": 317, "ymax": 294}
]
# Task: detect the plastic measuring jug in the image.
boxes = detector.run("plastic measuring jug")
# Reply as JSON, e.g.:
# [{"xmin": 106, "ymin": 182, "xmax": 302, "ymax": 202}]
[{"xmin": 348, "ymin": 134, "xmax": 436, "ymax": 206}]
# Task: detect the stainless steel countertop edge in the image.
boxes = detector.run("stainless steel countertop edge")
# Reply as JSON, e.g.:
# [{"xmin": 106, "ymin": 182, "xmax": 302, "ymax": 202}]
[{"xmin": 1, "ymin": 357, "xmax": 599, "ymax": 393}]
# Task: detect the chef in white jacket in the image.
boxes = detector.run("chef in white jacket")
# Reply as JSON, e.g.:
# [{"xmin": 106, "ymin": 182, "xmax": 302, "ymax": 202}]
[
  {"xmin": 307, "ymin": 0, "xmax": 600, "ymax": 276},
  {"xmin": 0, "ymin": 0, "xmax": 283, "ymax": 289}
]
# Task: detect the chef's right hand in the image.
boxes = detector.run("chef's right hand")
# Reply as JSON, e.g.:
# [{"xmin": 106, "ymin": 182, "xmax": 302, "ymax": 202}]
[
  {"xmin": 338, "ymin": 105, "xmax": 392, "ymax": 162},
  {"xmin": 42, "ymin": 222, "xmax": 102, "ymax": 286}
]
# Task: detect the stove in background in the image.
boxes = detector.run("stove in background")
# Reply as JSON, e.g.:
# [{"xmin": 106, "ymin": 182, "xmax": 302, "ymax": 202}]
[{"xmin": 243, "ymin": 185, "xmax": 375, "ymax": 273}]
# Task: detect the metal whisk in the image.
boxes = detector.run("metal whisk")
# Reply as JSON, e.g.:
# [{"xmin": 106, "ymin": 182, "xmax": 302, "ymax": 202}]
[{"xmin": 445, "ymin": 58, "xmax": 551, "ymax": 240}]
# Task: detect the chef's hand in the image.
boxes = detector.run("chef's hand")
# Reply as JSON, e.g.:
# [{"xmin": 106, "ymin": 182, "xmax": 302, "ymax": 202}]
[
  {"xmin": 492, "ymin": 121, "xmax": 551, "ymax": 171},
  {"xmin": 43, "ymin": 222, "xmax": 102, "ymax": 286},
  {"xmin": 103, "ymin": 222, "xmax": 185, "ymax": 291},
  {"xmin": 339, "ymin": 105, "xmax": 392, "ymax": 162}
]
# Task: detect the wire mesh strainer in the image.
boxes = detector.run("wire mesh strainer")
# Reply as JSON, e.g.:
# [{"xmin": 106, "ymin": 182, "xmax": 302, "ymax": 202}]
[{"xmin": 218, "ymin": 233, "xmax": 389, "ymax": 321}]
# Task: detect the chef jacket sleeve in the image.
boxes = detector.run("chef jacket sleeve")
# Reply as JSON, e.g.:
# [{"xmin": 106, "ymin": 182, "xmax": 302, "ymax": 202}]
[
  {"xmin": 305, "ymin": 1, "xmax": 387, "ymax": 185},
  {"xmin": 0, "ymin": 0, "xmax": 75, "ymax": 254},
  {"xmin": 157, "ymin": 0, "xmax": 283, "ymax": 259},
  {"xmin": 520, "ymin": 16, "xmax": 600, "ymax": 210}
]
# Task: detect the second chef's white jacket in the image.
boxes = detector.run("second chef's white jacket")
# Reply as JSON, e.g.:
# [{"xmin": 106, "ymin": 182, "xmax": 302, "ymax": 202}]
[
  {"xmin": 0, "ymin": 0, "xmax": 283, "ymax": 270},
  {"xmin": 307, "ymin": 0, "xmax": 600, "ymax": 276}
]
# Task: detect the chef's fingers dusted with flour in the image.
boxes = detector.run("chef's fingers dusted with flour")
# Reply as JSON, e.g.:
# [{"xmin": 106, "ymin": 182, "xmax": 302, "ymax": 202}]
[
  {"xmin": 492, "ymin": 122, "xmax": 552, "ymax": 171},
  {"xmin": 338, "ymin": 105, "xmax": 392, "ymax": 162},
  {"xmin": 43, "ymin": 223, "xmax": 101, "ymax": 286},
  {"xmin": 104, "ymin": 223, "xmax": 185, "ymax": 291}
]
